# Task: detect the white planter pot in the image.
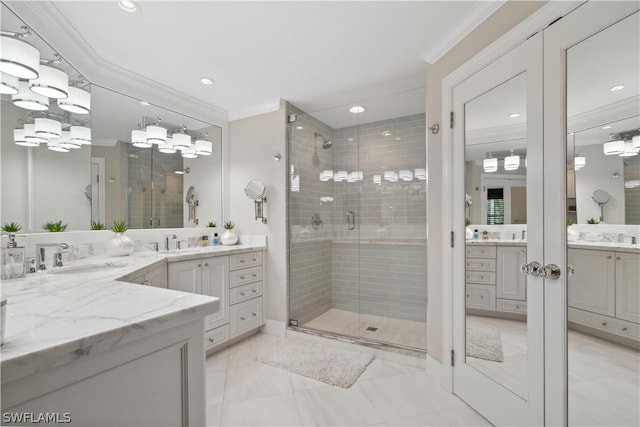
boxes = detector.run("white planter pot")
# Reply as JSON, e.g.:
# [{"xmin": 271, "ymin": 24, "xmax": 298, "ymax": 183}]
[
  {"xmin": 106, "ymin": 233, "xmax": 135, "ymax": 256},
  {"xmin": 221, "ymin": 229, "xmax": 238, "ymax": 246}
]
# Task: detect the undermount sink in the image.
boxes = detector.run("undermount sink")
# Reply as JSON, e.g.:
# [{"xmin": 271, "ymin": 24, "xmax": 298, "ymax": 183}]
[{"xmin": 48, "ymin": 261, "xmax": 129, "ymax": 275}]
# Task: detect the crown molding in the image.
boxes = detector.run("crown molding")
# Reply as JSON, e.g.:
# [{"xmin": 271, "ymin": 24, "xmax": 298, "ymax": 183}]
[
  {"xmin": 420, "ymin": 1, "xmax": 506, "ymax": 65},
  {"xmin": 7, "ymin": 2, "xmax": 229, "ymax": 126},
  {"xmin": 228, "ymin": 100, "xmax": 283, "ymax": 122}
]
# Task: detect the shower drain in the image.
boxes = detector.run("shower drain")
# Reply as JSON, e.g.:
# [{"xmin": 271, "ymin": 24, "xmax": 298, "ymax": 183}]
[{"xmin": 366, "ymin": 326, "xmax": 378, "ymax": 331}]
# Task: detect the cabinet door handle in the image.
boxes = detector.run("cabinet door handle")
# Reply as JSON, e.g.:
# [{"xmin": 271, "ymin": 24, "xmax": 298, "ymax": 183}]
[
  {"xmin": 198, "ymin": 264, "xmax": 202, "ymax": 268},
  {"xmin": 204, "ymin": 263, "xmax": 209, "ymax": 267},
  {"xmin": 252, "ymin": 289, "xmax": 257, "ymax": 293},
  {"xmin": 607, "ymin": 256, "xmax": 612, "ymax": 259},
  {"xmin": 209, "ymin": 337, "xmax": 215, "ymax": 343},
  {"xmin": 239, "ymin": 275, "xmax": 246, "ymax": 280},
  {"xmin": 251, "ymin": 312, "xmax": 257, "ymax": 316},
  {"xmin": 480, "ymin": 296, "xmax": 484, "ymax": 299},
  {"xmin": 466, "ymin": 294, "xmax": 470, "ymax": 298},
  {"xmin": 252, "ymin": 273, "xmax": 257, "ymax": 277},
  {"xmin": 616, "ymin": 257, "xmax": 621, "ymax": 261},
  {"xmin": 240, "ymin": 259, "xmax": 245, "ymax": 263},
  {"xmin": 240, "ymin": 316, "xmax": 246, "ymax": 321},
  {"xmin": 622, "ymin": 327, "xmax": 628, "ymax": 332},
  {"xmin": 601, "ymin": 322, "xmax": 608, "ymax": 326},
  {"xmin": 240, "ymin": 292, "xmax": 246, "ymax": 296},
  {"xmin": 252, "ymin": 258, "xmax": 257, "ymax": 262}
]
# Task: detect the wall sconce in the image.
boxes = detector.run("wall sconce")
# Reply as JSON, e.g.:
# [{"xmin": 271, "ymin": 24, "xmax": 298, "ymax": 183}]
[{"xmin": 245, "ymin": 179, "xmax": 267, "ymax": 224}]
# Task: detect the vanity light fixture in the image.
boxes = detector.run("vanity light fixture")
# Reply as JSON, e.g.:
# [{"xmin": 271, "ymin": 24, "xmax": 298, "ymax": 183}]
[
  {"xmin": 158, "ymin": 136, "xmax": 177, "ymax": 154},
  {"xmin": 47, "ymin": 139, "xmax": 69, "ymax": 153},
  {"xmin": 0, "ymin": 72, "xmax": 19, "ymax": 94},
  {"xmin": 200, "ymin": 77, "xmax": 214, "ymax": 85},
  {"xmin": 131, "ymin": 129, "xmax": 151, "ymax": 148},
  {"xmin": 619, "ymin": 142, "xmax": 638, "ymax": 157},
  {"xmin": 349, "ymin": 105, "xmax": 365, "ymax": 114},
  {"xmin": 0, "ymin": 33, "xmax": 40, "ymax": 79},
  {"xmin": 70, "ymin": 126, "xmax": 91, "ymax": 145},
  {"xmin": 632, "ymin": 135, "xmax": 640, "ymax": 153},
  {"xmin": 195, "ymin": 139, "xmax": 213, "ymax": 155},
  {"xmin": 181, "ymin": 144, "xmax": 198, "ymax": 159},
  {"xmin": 118, "ymin": 0, "xmax": 139, "ymax": 13},
  {"xmin": 574, "ymin": 154, "xmax": 586, "ymax": 170},
  {"xmin": 603, "ymin": 139, "xmax": 625, "ymax": 155},
  {"xmin": 483, "ymin": 153, "xmax": 498, "ymax": 173},
  {"xmin": 173, "ymin": 133, "xmax": 192, "ymax": 151},
  {"xmin": 23, "ymin": 123, "xmax": 47, "ymax": 145},
  {"xmin": 29, "ymin": 65, "xmax": 69, "ymax": 99},
  {"xmin": 12, "ymin": 81, "xmax": 49, "ymax": 111},
  {"xmin": 383, "ymin": 170, "xmax": 398, "ymax": 182},
  {"xmin": 57, "ymin": 86, "xmax": 90, "ymax": 114},
  {"xmin": 13, "ymin": 128, "xmax": 37, "ymax": 147},
  {"xmin": 35, "ymin": 118, "xmax": 62, "ymax": 139},
  {"xmin": 609, "ymin": 85, "xmax": 624, "ymax": 92},
  {"xmin": 146, "ymin": 125, "xmax": 167, "ymax": 144},
  {"xmin": 373, "ymin": 174, "xmax": 382, "ymax": 185},
  {"xmin": 414, "ymin": 168, "xmax": 427, "ymax": 180},
  {"xmin": 504, "ymin": 151, "xmax": 520, "ymax": 171},
  {"xmin": 58, "ymin": 131, "xmax": 81, "ymax": 150}
]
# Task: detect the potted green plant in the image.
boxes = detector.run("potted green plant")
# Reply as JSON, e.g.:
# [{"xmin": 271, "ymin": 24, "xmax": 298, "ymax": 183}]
[
  {"xmin": 586, "ymin": 218, "xmax": 599, "ymax": 224},
  {"xmin": 221, "ymin": 221, "xmax": 238, "ymax": 246},
  {"xmin": 207, "ymin": 221, "xmax": 217, "ymax": 228},
  {"xmin": 105, "ymin": 220, "xmax": 135, "ymax": 256},
  {"xmin": 91, "ymin": 221, "xmax": 107, "ymax": 230},
  {"xmin": 44, "ymin": 220, "xmax": 68, "ymax": 232},
  {"xmin": 2, "ymin": 222, "xmax": 22, "ymax": 248}
]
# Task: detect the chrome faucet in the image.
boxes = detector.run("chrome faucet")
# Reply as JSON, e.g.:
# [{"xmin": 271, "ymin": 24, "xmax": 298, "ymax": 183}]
[
  {"xmin": 164, "ymin": 234, "xmax": 177, "ymax": 251},
  {"xmin": 36, "ymin": 243, "xmax": 69, "ymax": 270},
  {"xmin": 521, "ymin": 230, "xmax": 527, "ymax": 240}
]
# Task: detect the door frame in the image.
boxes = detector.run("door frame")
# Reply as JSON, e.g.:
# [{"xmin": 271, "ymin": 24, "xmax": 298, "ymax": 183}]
[{"xmin": 440, "ymin": 0, "xmax": 581, "ymax": 395}]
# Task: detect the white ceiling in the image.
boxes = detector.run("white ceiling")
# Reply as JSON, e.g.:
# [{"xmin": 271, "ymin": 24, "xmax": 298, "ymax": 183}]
[{"xmin": 4, "ymin": 1, "xmax": 502, "ymax": 127}]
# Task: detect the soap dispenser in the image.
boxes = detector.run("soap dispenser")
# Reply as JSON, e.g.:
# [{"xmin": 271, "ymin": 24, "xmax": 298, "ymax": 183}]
[{"xmin": 1, "ymin": 234, "xmax": 25, "ymax": 280}]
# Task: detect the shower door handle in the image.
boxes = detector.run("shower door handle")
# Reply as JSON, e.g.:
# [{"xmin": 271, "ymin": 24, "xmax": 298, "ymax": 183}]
[{"xmin": 346, "ymin": 211, "xmax": 356, "ymax": 230}]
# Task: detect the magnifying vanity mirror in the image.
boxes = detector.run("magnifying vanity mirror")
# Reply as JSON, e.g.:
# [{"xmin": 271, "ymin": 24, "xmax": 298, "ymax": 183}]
[{"xmin": 244, "ymin": 179, "xmax": 267, "ymax": 224}]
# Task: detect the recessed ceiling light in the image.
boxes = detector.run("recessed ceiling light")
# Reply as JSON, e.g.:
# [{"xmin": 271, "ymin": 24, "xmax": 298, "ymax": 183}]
[
  {"xmin": 200, "ymin": 77, "xmax": 214, "ymax": 85},
  {"xmin": 395, "ymin": 137, "xmax": 402, "ymax": 141},
  {"xmin": 140, "ymin": 101, "xmax": 150, "ymax": 106},
  {"xmin": 609, "ymin": 85, "xmax": 624, "ymax": 92},
  {"xmin": 509, "ymin": 113, "xmax": 520, "ymax": 118},
  {"xmin": 349, "ymin": 105, "xmax": 365, "ymax": 114},
  {"xmin": 296, "ymin": 125, "xmax": 304, "ymax": 130},
  {"xmin": 347, "ymin": 137, "xmax": 355, "ymax": 142},
  {"xmin": 602, "ymin": 125, "xmax": 613, "ymax": 130},
  {"xmin": 118, "ymin": 0, "xmax": 139, "ymax": 13}
]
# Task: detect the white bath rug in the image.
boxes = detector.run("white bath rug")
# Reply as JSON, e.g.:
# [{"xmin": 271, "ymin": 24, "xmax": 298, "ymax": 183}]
[
  {"xmin": 256, "ymin": 338, "xmax": 374, "ymax": 388},
  {"xmin": 466, "ymin": 326, "xmax": 504, "ymax": 363}
]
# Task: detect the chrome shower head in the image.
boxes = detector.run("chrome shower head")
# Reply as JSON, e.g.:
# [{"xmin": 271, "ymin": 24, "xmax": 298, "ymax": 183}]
[{"xmin": 315, "ymin": 132, "xmax": 333, "ymax": 149}]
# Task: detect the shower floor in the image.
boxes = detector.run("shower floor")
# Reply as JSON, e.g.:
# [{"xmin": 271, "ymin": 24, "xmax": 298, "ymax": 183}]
[{"xmin": 301, "ymin": 308, "xmax": 427, "ymax": 351}]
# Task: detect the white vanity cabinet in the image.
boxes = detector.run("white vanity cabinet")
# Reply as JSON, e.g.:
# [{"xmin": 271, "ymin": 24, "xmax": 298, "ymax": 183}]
[
  {"xmin": 496, "ymin": 246, "xmax": 527, "ymax": 314},
  {"xmin": 228, "ymin": 252, "xmax": 264, "ymax": 338},
  {"xmin": 465, "ymin": 245, "xmax": 497, "ymax": 311},
  {"xmin": 615, "ymin": 252, "xmax": 640, "ymax": 323},
  {"xmin": 119, "ymin": 263, "xmax": 168, "ymax": 288},
  {"xmin": 168, "ymin": 256, "xmax": 229, "ymax": 337},
  {"xmin": 568, "ymin": 249, "xmax": 616, "ymax": 317}
]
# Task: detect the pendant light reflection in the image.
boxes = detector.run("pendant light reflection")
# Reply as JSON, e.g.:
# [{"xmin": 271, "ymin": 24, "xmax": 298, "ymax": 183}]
[
  {"xmin": 35, "ymin": 118, "xmax": 62, "ymax": 139},
  {"xmin": 57, "ymin": 86, "xmax": 91, "ymax": 114},
  {"xmin": 58, "ymin": 130, "xmax": 81, "ymax": 149},
  {"xmin": 12, "ymin": 81, "xmax": 49, "ymax": 111},
  {"xmin": 195, "ymin": 139, "xmax": 212, "ymax": 155},
  {"xmin": 0, "ymin": 35, "xmax": 40, "ymax": 79},
  {"xmin": 0, "ymin": 72, "xmax": 19, "ymax": 95},
  {"xmin": 483, "ymin": 154, "xmax": 498, "ymax": 173},
  {"xmin": 70, "ymin": 126, "xmax": 91, "ymax": 145},
  {"xmin": 29, "ymin": 65, "xmax": 69, "ymax": 99},
  {"xmin": 131, "ymin": 129, "xmax": 151, "ymax": 148}
]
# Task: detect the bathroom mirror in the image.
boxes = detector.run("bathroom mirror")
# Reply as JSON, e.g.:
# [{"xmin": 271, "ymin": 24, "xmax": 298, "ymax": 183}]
[{"xmin": 0, "ymin": 3, "xmax": 223, "ymax": 232}]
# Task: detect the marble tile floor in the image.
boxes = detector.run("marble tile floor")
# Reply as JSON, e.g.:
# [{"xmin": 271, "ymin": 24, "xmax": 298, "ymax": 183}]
[
  {"xmin": 205, "ymin": 333, "xmax": 490, "ymax": 427},
  {"xmin": 301, "ymin": 308, "xmax": 428, "ymax": 351},
  {"xmin": 465, "ymin": 315, "xmax": 639, "ymax": 426}
]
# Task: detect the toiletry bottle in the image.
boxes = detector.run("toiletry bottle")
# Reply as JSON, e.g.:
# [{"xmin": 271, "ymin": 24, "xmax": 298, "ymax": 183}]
[
  {"xmin": 473, "ymin": 229, "xmax": 479, "ymax": 240},
  {"xmin": 200, "ymin": 235, "xmax": 209, "ymax": 247},
  {"xmin": 213, "ymin": 233, "xmax": 219, "ymax": 246},
  {"xmin": 482, "ymin": 231, "xmax": 489, "ymax": 240}
]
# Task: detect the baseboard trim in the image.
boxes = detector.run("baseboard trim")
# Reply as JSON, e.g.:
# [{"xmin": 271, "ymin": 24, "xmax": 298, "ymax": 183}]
[
  {"xmin": 426, "ymin": 354, "xmax": 447, "ymax": 389},
  {"xmin": 261, "ymin": 319, "xmax": 287, "ymax": 337}
]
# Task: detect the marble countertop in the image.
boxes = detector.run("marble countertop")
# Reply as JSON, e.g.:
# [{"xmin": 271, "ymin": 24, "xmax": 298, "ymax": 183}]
[
  {"xmin": 0, "ymin": 243, "xmax": 266, "ymax": 384},
  {"xmin": 465, "ymin": 239, "xmax": 639, "ymax": 253}
]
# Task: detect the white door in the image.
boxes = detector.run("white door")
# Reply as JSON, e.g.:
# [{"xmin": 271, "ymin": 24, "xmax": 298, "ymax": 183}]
[{"xmin": 452, "ymin": 33, "xmax": 544, "ymax": 426}]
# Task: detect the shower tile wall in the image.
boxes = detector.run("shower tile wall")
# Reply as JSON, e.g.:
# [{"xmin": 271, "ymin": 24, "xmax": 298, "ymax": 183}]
[
  {"xmin": 625, "ymin": 155, "xmax": 640, "ymax": 224},
  {"xmin": 287, "ymin": 103, "xmax": 427, "ymax": 327}
]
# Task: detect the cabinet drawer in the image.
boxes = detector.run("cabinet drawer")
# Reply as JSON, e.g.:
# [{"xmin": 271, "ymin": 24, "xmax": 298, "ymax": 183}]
[
  {"xmin": 465, "ymin": 271, "xmax": 496, "ymax": 285},
  {"xmin": 230, "ymin": 297, "xmax": 263, "ymax": 337},
  {"xmin": 230, "ymin": 252, "xmax": 263, "ymax": 271},
  {"xmin": 466, "ymin": 284, "xmax": 496, "ymax": 310},
  {"xmin": 229, "ymin": 266, "xmax": 262, "ymax": 288},
  {"xmin": 569, "ymin": 308, "xmax": 639, "ymax": 341},
  {"xmin": 466, "ymin": 258, "xmax": 496, "ymax": 272},
  {"xmin": 497, "ymin": 298, "xmax": 527, "ymax": 314},
  {"xmin": 230, "ymin": 281, "xmax": 263, "ymax": 305},
  {"xmin": 466, "ymin": 246, "xmax": 496, "ymax": 259},
  {"xmin": 205, "ymin": 324, "xmax": 230, "ymax": 349}
]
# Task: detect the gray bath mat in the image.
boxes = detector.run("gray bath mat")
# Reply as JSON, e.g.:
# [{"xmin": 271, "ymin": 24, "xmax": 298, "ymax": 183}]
[
  {"xmin": 256, "ymin": 339, "xmax": 374, "ymax": 388},
  {"xmin": 466, "ymin": 326, "xmax": 504, "ymax": 362}
]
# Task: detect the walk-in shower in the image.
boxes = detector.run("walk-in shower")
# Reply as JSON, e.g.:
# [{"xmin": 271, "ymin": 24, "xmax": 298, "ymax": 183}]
[{"xmin": 286, "ymin": 91, "xmax": 428, "ymax": 352}]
